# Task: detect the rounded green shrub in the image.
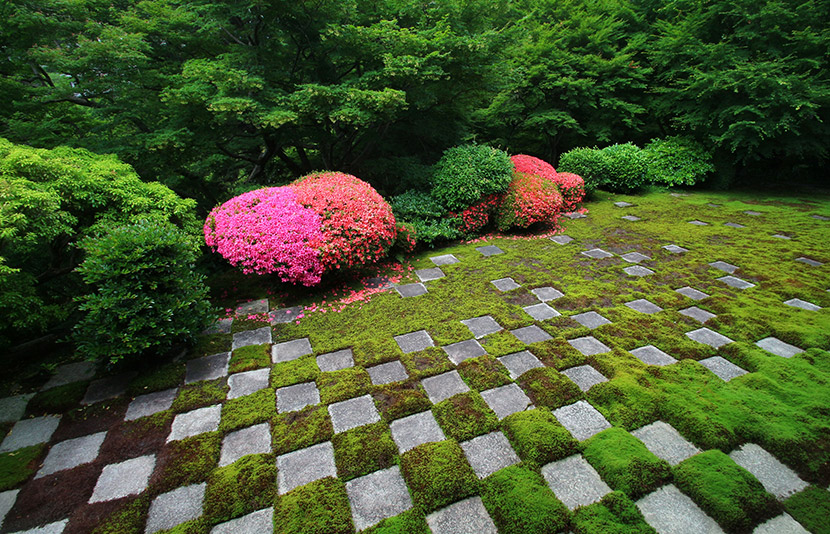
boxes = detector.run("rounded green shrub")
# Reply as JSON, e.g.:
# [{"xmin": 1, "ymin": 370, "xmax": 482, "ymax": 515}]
[
  {"xmin": 430, "ymin": 144, "xmax": 513, "ymax": 211},
  {"xmin": 74, "ymin": 218, "xmax": 214, "ymax": 366},
  {"xmin": 557, "ymin": 147, "xmax": 609, "ymax": 195},
  {"xmin": 601, "ymin": 143, "xmax": 648, "ymax": 193},
  {"xmin": 643, "ymin": 136, "xmax": 714, "ymax": 186}
]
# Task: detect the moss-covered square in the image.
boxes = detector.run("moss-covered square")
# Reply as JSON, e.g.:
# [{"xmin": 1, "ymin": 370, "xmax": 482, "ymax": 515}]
[
  {"xmin": 274, "ymin": 476, "xmax": 354, "ymax": 534},
  {"xmin": 171, "ymin": 378, "xmax": 228, "ymax": 413},
  {"xmin": 331, "ymin": 422, "xmax": 397, "ymax": 480},
  {"xmin": 150, "ymin": 432, "xmax": 220, "ymax": 494},
  {"xmin": 272, "ymin": 404, "xmax": 333, "ymax": 455},
  {"xmin": 271, "ymin": 357, "xmax": 320, "ymax": 389},
  {"xmin": 127, "ymin": 361, "xmax": 186, "ymax": 396},
  {"xmin": 317, "ymin": 368, "xmax": 371, "ymax": 404},
  {"xmin": 500, "ymin": 408, "xmax": 578, "ymax": 466},
  {"xmin": 572, "ymin": 491, "xmax": 657, "ymax": 534},
  {"xmin": 203, "ymin": 453, "xmax": 276, "ymax": 524},
  {"xmin": 400, "ymin": 347, "xmax": 454, "ymax": 379},
  {"xmin": 189, "ymin": 334, "xmax": 232, "ymax": 359},
  {"xmin": 432, "ymin": 391, "xmax": 499, "ymax": 442},
  {"xmin": 479, "ymin": 464, "xmax": 569, "ymax": 534},
  {"xmin": 518, "ymin": 367, "xmax": 583, "ymax": 409},
  {"xmin": 784, "ymin": 485, "xmax": 830, "ymax": 534},
  {"xmin": 400, "ymin": 440, "xmax": 478, "ymax": 513},
  {"xmin": 229, "ymin": 343, "xmax": 271, "ymax": 373},
  {"xmin": 457, "ymin": 355, "xmax": 512, "ymax": 391},
  {"xmin": 372, "ymin": 380, "xmax": 432, "ymax": 422},
  {"xmin": 0, "ymin": 444, "xmax": 46, "ymax": 491},
  {"xmin": 219, "ymin": 387, "xmax": 275, "ymax": 433},
  {"xmin": 582, "ymin": 427, "xmax": 671, "ymax": 498},
  {"xmin": 25, "ymin": 382, "xmax": 87, "ymax": 415},
  {"xmin": 364, "ymin": 508, "xmax": 429, "ymax": 534}
]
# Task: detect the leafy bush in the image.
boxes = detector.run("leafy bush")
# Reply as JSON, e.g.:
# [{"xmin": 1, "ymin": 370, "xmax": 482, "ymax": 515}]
[
  {"xmin": 557, "ymin": 147, "xmax": 608, "ymax": 195},
  {"xmin": 431, "ymin": 144, "xmax": 513, "ymax": 211},
  {"xmin": 601, "ymin": 143, "xmax": 648, "ymax": 193},
  {"xmin": 74, "ymin": 219, "xmax": 214, "ymax": 366},
  {"xmin": 496, "ymin": 172, "xmax": 564, "ymax": 230},
  {"xmin": 643, "ymin": 136, "xmax": 714, "ymax": 186},
  {"xmin": 390, "ymin": 190, "xmax": 460, "ymax": 248}
]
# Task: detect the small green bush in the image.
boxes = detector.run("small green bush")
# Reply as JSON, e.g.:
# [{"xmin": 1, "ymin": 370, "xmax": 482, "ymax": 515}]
[
  {"xmin": 643, "ymin": 136, "xmax": 713, "ymax": 186},
  {"xmin": 601, "ymin": 143, "xmax": 648, "ymax": 193},
  {"xmin": 480, "ymin": 464, "xmax": 569, "ymax": 534},
  {"xmin": 500, "ymin": 408, "xmax": 577, "ymax": 466},
  {"xmin": 74, "ymin": 219, "xmax": 214, "ymax": 366},
  {"xmin": 430, "ymin": 144, "xmax": 513, "ymax": 211},
  {"xmin": 572, "ymin": 491, "xmax": 657, "ymax": 534},
  {"xmin": 400, "ymin": 440, "xmax": 478, "ymax": 512},
  {"xmin": 582, "ymin": 427, "xmax": 671, "ymax": 498},
  {"xmin": 557, "ymin": 147, "xmax": 608, "ymax": 194}
]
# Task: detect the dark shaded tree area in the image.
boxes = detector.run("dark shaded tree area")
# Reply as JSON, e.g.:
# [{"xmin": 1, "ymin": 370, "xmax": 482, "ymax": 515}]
[{"xmin": 1, "ymin": 0, "xmax": 828, "ymax": 207}]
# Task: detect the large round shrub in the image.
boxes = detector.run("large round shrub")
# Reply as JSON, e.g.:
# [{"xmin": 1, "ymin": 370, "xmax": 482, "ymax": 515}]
[
  {"xmin": 600, "ymin": 143, "xmax": 648, "ymax": 193},
  {"xmin": 496, "ymin": 173, "xmax": 564, "ymax": 231},
  {"xmin": 74, "ymin": 219, "xmax": 214, "ymax": 366},
  {"xmin": 431, "ymin": 144, "xmax": 513, "ymax": 211},
  {"xmin": 557, "ymin": 147, "xmax": 608, "ymax": 195},
  {"xmin": 511, "ymin": 154, "xmax": 585, "ymax": 212},
  {"xmin": 643, "ymin": 136, "xmax": 714, "ymax": 186}
]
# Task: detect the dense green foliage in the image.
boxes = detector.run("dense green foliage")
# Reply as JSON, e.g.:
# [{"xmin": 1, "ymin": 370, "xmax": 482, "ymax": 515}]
[
  {"xmin": 430, "ymin": 144, "xmax": 514, "ymax": 211},
  {"xmin": 643, "ymin": 136, "xmax": 714, "ymax": 186},
  {"xmin": 600, "ymin": 143, "xmax": 649, "ymax": 193},
  {"xmin": 557, "ymin": 147, "xmax": 609, "ymax": 195},
  {"xmin": 73, "ymin": 219, "xmax": 213, "ymax": 365}
]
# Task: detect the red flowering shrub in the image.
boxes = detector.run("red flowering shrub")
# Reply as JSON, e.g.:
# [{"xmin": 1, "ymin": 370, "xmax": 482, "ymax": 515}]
[
  {"xmin": 290, "ymin": 172, "xmax": 397, "ymax": 272},
  {"xmin": 449, "ymin": 194, "xmax": 501, "ymax": 235},
  {"xmin": 511, "ymin": 154, "xmax": 557, "ymax": 179},
  {"xmin": 393, "ymin": 222, "xmax": 417, "ymax": 253},
  {"xmin": 511, "ymin": 154, "xmax": 585, "ymax": 212},
  {"xmin": 496, "ymin": 172, "xmax": 564, "ymax": 230}
]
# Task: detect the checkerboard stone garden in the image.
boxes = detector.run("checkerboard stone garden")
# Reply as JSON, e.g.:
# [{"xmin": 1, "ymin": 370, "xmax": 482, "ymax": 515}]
[{"xmin": 0, "ymin": 191, "xmax": 827, "ymax": 534}]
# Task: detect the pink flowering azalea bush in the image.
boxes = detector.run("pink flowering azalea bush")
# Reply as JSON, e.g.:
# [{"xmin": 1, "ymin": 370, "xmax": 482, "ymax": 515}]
[
  {"xmin": 496, "ymin": 172, "xmax": 564, "ymax": 230},
  {"xmin": 511, "ymin": 154, "xmax": 585, "ymax": 212},
  {"xmin": 449, "ymin": 194, "xmax": 501, "ymax": 235}
]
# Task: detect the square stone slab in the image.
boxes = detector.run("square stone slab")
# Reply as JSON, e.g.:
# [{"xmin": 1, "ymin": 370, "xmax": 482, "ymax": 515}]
[
  {"xmin": 167, "ymin": 405, "xmax": 221, "ymax": 443},
  {"xmin": 82, "ymin": 373, "xmax": 135, "ymax": 405},
  {"xmin": 724, "ymin": 222, "xmax": 745, "ymax": 228},
  {"xmin": 565, "ymin": 212, "xmax": 587, "ymax": 219},
  {"xmin": 755, "ymin": 337, "xmax": 804, "ymax": 358},
  {"xmin": 394, "ymin": 330, "xmax": 434, "ymax": 354},
  {"xmin": 219, "ymin": 423, "xmax": 272, "ymax": 467},
  {"xmin": 541, "ymin": 455, "xmax": 611, "ymax": 510},
  {"xmin": 0, "ymin": 415, "xmax": 61, "ymax": 453},
  {"xmin": 460, "ymin": 431, "xmax": 520, "ymax": 479},
  {"xmin": 744, "ymin": 210, "xmax": 762, "ymax": 216},
  {"xmin": 498, "ymin": 351, "xmax": 544, "ymax": 380},
  {"xmin": 277, "ymin": 382, "xmax": 320, "ymax": 413},
  {"xmin": 227, "ymin": 368, "xmax": 270, "ymax": 400},
  {"xmin": 784, "ymin": 298, "xmax": 822, "ymax": 311},
  {"xmin": 443, "ymin": 339, "xmax": 487, "ymax": 365},
  {"xmin": 431, "ymin": 254, "xmax": 460, "ymax": 266},
  {"xmin": 709, "ymin": 260, "xmax": 738, "ymax": 274},
  {"xmin": 621, "ymin": 215, "xmax": 641, "ymax": 221},
  {"xmin": 480, "ymin": 384, "xmax": 531, "ymax": 420},
  {"xmin": 461, "ymin": 316, "xmax": 502, "ymax": 339},
  {"xmin": 811, "ymin": 214, "xmax": 830, "ymax": 220},
  {"xmin": 663, "ymin": 244, "xmax": 689, "ymax": 253},
  {"xmin": 145, "ymin": 483, "xmax": 206, "ymax": 534},
  {"xmin": 630, "ymin": 345, "xmax": 677, "ymax": 367},
  {"xmin": 390, "ymin": 411, "xmax": 446, "ymax": 453},
  {"xmin": 795, "ymin": 257, "xmax": 823, "ymax": 267},
  {"xmin": 636, "ymin": 485, "xmax": 724, "ymax": 534},
  {"xmin": 550, "ymin": 234, "xmax": 574, "ymax": 245},
  {"xmin": 421, "ymin": 371, "xmax": 469, "ymax": 404},
  {"xmin": 236, "ymin": 299, "xmax": 269, "ymax": 316},
  {"xmin": 364, "ymin": 276, "xmax": 393, "ymax": 291},
  {"xmin": 718, "ymin": 275, "xmax": 755, "ymax": 289},
  {"xmin": 416, "ymin": 267, "xmax": 445, "ymax": 282},
  {"xmin": 772, "ymin": 234, "xmax": 792, "ymax": 240},
  {"xmin": 679, "ymin": 306, "xmax": 716, "ymax": 323},
  {"xmin": 367, "ymin": 360, "xmax": 408, "ymax": 385},
  {"xmin": 89, "ymin": 454, "xmax": 156, "ymax": 503},
  {"xmin": 317, "ymin": 349, "xmax": 355, "ymax": 371},
  {"xmin": 510, "ymin": 325, "xmax": 553, "ymax": 345},
  {"xmin": 614, "ymin": 201, "xmax": 634, "ymax": 207},
  {"xmin": 269, "ymin": 306, "xmax": 302, "ymax": 325},
  {"xmin": 581, "ymin": 248, "xmax": 613, "ymax": 259},
  {"xmin": 8, "ymin": 520, "xmax": 68, "ymax": 534},
  {"xmin": 686, "ymin": 327, "xmax": 734, "ymax": 348},
  {"xmin": 553, "ymin": 401, "xmax": 611, "ymax": 441},
  {"xmin": 688, "ymin": 220, "xmax": 709, "ymax": 226},
  {"xmin": 631, "ymin": 421, "xmax": 700, "ymax": 466},
  {"xmin": 572, "ymin": 311, "xmax": 611, "ymax": 329},
  {"xmin": 210, "ymin": 508, "xmax": 274, "ymax": 534},
  {"xmin": 346, "ymin": 466, "xmax": 413, "ymax": 531},
  {"xmin": 476, "ymin": 245, "xmax": 504, "ymax": 257},
  {"xmin": 204, "ymin": 317, "xmax": 233, "ymax": 335},
  {"xmin": 522, "ymin": 303, "xmax": 560, "ymax": 321},
  {"xmin": 277, "ymin": 441, "xmax": 336, "ymax": 495},
  {"xmin": 328, "ymin": 395, "xmax": 380, "ymax": 434},
  {"xmin": 272, "ymin": 338, "xmax": 313, "ymax": 363},
  {"xmin": 753, "ymin": 513, "xmax": 810, "ymax": 534},
  {"xmin": 426, "ymin": 496, "xmax": 498, "ymax": 534},
  {"xmin": 624, "ymin": 265, "xmax": 654, "ymax": 277},
  {"xmin": 125, "ymin": 388, "xmax": 177, "ymax": 421},
  {"xmin": 41, "ymin": 361, "xmax": 96, "ymax": 391},
  {"xmin": 185, "ymin": 352, "xmax": 230, "ymax": 384},
  {"xmin": 0, "ymin": 394, "xmax": 35, "ymax": 424},
  {"xmin": 531, "ymin": 287, "xmax": 564, "ymax": 302},
  {"xmin": 491, "ymin": 277, "xmax": 520, "ymax": 291},
  {"xmin": 232, "ymin": 326, "xmax": 272, "ymax": 350},
  {"xmin": 676, "ymin": 286, "xmax": 709, "ymax": 300},
  {"xmin": 621, "ymin": 252, "xmax": 651, "ymax": 263},
  {"xmin": 699, "ymin": 356, "xmax": 748, "ymax": 382},
  {"xmin": 707, "ymin": 203, "xmax": 721, "ymax": 208},
  {"xmin": 561, "ymin": 365, "xmax": 608, "ymax": 392},
  {"xmin": 568, "ymin": 336, "xmax": 612, "ymax": 356},
  {"xmin": 729, "ymin": 443, "xmax": 807, "ymax": 500},
  {"xmin": 37, "ymin": 431, "xmax": 107, "ymax": 478},
  {"xmin": 625, "ymin": 299, "xmax": 663, "ymax": 314},
  {"xmin": 0, "ymin": 490, "xmax": 17, "ymax": 529},
  {"xmin": 395, "ymin": 282, "xmax": 428, "ymax": 298}
]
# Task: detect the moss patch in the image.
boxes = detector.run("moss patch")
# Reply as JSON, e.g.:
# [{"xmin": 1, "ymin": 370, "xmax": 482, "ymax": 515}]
[
  {"xmin": 26, "ymin": 382, "xmax": 87, "ymax": 415},
  {"xmin": 518, "ymin": 367, "xmax": 583, "ymax": 410},
  {"xmin": 228, "ymin": 344, "xmax": 270, "ymax": 373},
  {"xmin": 332, "ymin": 422, "xmax": 397, "ymax": 480},
  {"xmin": 271, "ymin": 357, "xmax": 319, "ymax": 389},
  {"xmin": 150, "ymin": 432, "xmax": 220, "ymax": 494},
  {"xmin": 432, "ymin": 391, "xmax": 498, "ymax": 442},
  {"xmin": 479, "ymin": 331, "xmax": 527, "ymax": 358},
  {"xmin": 274, "ymin": 477, "xmax": 354, "ymax": 534},
  {"xmin": 189, "ymin": 334, "xmax": 231, "ymax": 359},
  {"xmin": 203, "ymin": 453, "xmax": 276, "ymax": 524},
  {"xmin": 0, "ymin": 444, "xmax": 46, "ymax": 491},
  {"xmin": 127, "ymin": 361, "xmax": 186, "ymax": 396},
  {"xmin": 317, "ymin": 368, "xmax": 371, "ymax": 405},
  {"xmin": 572, "ymin": 491, "xmax": 657, "ymax": 534},
  {"xmin": 400, "ymin": 440, "xmax": 479, "ymax": 513},
  {"xmin": 171, "ymin": 379, "xmax": 228, "ymax": 413},
  {"xmin": 500, "ymin": 408, "xmax": 578, "ymax": 466},
  {"xmin": 363, "ymin": 508, "xmax": 429, "ymax": 534},
  {"xmin": 272, "ymin": 405, "xmax": 333, "ymax": 455},
  {"xmin": 783, "ymin": 485, "xmax": 830, "ymax": 534},
  {"xmin": 400, "ymin": 347, "xmax": 454, "ymax": 379},
  {"xmin": 479, "ymin": 464, "xmax": 569, "ymax": 534},
  {"xmin": 582, "ymin": 427, "xmax": 671, "ymax": 498},
  {"xmin": 457, "ymin": 355, "xmax": 512, "ymax": 391},
  {"xmin": 219, "ymin": 388, "xmax": 275, "ymax": 433},
  {"xmin": 372, "ymin": 380, "xmax": 432, "ymax": 422}
]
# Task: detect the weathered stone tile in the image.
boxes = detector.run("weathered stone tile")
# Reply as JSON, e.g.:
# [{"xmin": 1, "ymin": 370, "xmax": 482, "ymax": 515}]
[
  {"xmin": 236, "ymin": 299, "xmax": 269, "ymax": 316},
  {"xmin": 510, "ymin": 325, "xmax": 553, "ymax": 345},
  {"xmin": 476, "ymin": 245, "xmax": 504, "ymax": 257},
  {"xmin": 394, "ymin": 330, "xmax": 434, "ymax": 354},
  {"xmin": 561, "ymin": 365, "xmax": 608, "ymax": 392},
  {"xmin": 7, "ymin": 519, "xmax": 69, "ymax": 534},
  {"xmin": 685, "ymin": 327, "xmax": 734, "ymax": 348},
  {"xmin": 460, "ymin": 431, "xmax": 520, "ymax": 479},
  {"xmin": 581, "ymin": 248, "xmax": 613, "ymax": 259},
  {"xmin": 571, "ymin": 311, "xmax": 611, "ymax": 329},
  {"xmin": 729, "ymin": 443, "xmax": 807, "ymax": 500},
  {"xmin": 269, "ymin": 306, "xmax": 302, "ymax": 325},
  {"xmin": 421, "ymin": 371, "xmax": 469, "ymax": 404},
  {"xmin": 522, "ymin": 303, "xmax": 560, "ymax": 321},
  {"xmin": 795, "ymin": 257, "xmax": 822, "ymax": 267},
  {"xmin": 565, "ymin": 212, "xmax": 587, "ymax": 219},
  {"xmin": 346, "ymin": 466, "xmax": 413, "ymax": 531},
  {"xmin": 531, "ymin": 287, "xmax": 564, "ymax": 302},
  {"xmin": 541, "ymin": 455, "xmax": 611, "ymax": 510},
  {"xmin": 461, "ymin": 316, "xmax": 502, "ymax": 339},
  {"xmin": 443, "ymin": 339, "xmax": 486, "ymax": 365},
  {"xmin": 277, "ymin": 382, "xmax": 320, "ymax": 413},
  {"xmin": 630, "ymin": 345, "xmax": 677, "ymax": 367},
  {"xmin": 185, "ymin": 352, "xmax": 230, "ymax": 384},
  {"xmin": 390, "ymin": 411, "xmax": 445, "ymax": 454},
  {"xmin": 636, "ymin": 485, "xmax": 724, "ymax": 534},
  {"xmin": 415, "ymin": 268, "xmax": 445, "ymax": 282},
  {"xmin": 755, "ymin": 337, "xmax": 804, "ymax": 358},
  {"xmin": 219, "ymin": 423, "xmax": 272, "ymax": 467},
  {"xmin": 688, "ymin": 220, "xmax": 709, "ymax": 226},
  {"xmin": 772, "ymin": 234, "xmax": 792, "ymax": 240},
  {"xmin": 145, "ymin": 483, "xmax": 206, "ymax": 534},
  {"xmin": 724, "ymin": 222, "xmax": 746, "ymax": 228},
  {"xmin": 663, "ymin": 244, "xmax": 689, "ymax": 253},
  {"xmin": 210, "ymin": 508, "xmax": 274, "ymax": 534},
  {"xmin": 41, "ymin": 362, "xmax": 96, "ymax": 391},
  {"xmin": 709, "ymin": 261, "xmax": 738, "ymax": 274},
  {"xmin": 125, "ymin": 389, "xmax": 177, "ymax": 421},
  {"xmin": 367, "ymin": 361, "xmax": 408, "ymax": 385},
  {"xmin": 227, "ymin": 368, "xmax": 270, "ymax": 400},
  {"xmin": 752, "ymin": 513, "xmax": 810, "ymax": 534},
  {"xmin": 614, "ymin": 201, "xmax": 634, "ymax": 207},
  {"xmin": 699, "ymin": 356, "xmax": 748, "ymax": 382},
  {"xmin": 631, "ymin": 421, "xmax": 700, "ymax": 466},
  {"xmin": 317, "ymin": 349, "xmax": 355, "ymax": 372},
  {"xmin": 0, "ymin": 394, "xmax": 35, "ymax": 424},
  {"xmin": 0, "ymin": 415, "xmax": 61, "ymax": 453},
  {"xmin": 624, "ymin": 265, "xmax": 655, "ymax": 277},
  {"xmin": 621, "ymin": 215, "xmax": 641, "ymax": 221},
  {"xmin": 625, "ymin": 299, "xmax": 663, "ymax": 314},
  {"xmin": 480, "ymin": 384, "xmax": 531, "ymax": 420},
  {"xmin": 431, "ymin": 254, "xmax": 460, "ymax": 266},
  {"xmin": 277, "ymin": 442, "xmax": 336, "ymax": 495},
  {"xmin": 784, "ymin": 298, "xmax": 822, "ymax": 311},
  {"xmin": 621, "ymin": 252, "xmax": 651, "ymax": 263},
  {"xmin": 718, "ymin": 275, "xmax": 755, "ymax": 289},
  {"xmin": 568, "ymin": 336, "xmax": 612, "ymax": 356},
  {"xmin": 272, "ymin": 338, "xmax": 313, "ymax": 363},
  {"xmin": 676, "ymin": 286, "xmax": 709, "ymax": 300},
  {"xmin": 550, "ymin": 235, "xmax": 573, "ymax": 245},
  {"xmin": 497, "ymin": 351, "xmax": 544, "ymax": 380},
  {"xmin": 203, "ymin": 317, "xmax": 233, "ymax": 335},
  {"xmin": 426, "ymin": 496, "xmax": 498, "ymax": 534},
  {"xmin": 232, "ymin": 326, "xmax": 272, "ymax": 350},
  {"xmin": 552, "ymin": 401, "xmax": 611, "ymax": 441},
  {"xmin": 744, "ymin": 210, "xmax": 762, "ymax": 216},
  {"xmin": 395, "ymin": 283, "xmax": 428, "ymax": 298},
  {"xmin": 36, "ymin": 431, "xmax": 106, "ymax": 478},
  {"xmin": 167, "ymin": 405, "xmax": 221, "ymax": 442},
  {"xmin": 328, "ymin": 395, "xmax": 380, "ymax": 434},
  {"xmin": 82, "ymin": 373, "xmax": 135, "ymax": 405},
  {"xmin": 1, "ymin": 489, "xmax": 19, "ymax": 528},
  {"xmin": 89, "ymin": 454, "xmax": 156, "ymax": 503},
  {"xmin": 491, "ymin": 277, "xmax": 520, "ymax": 291},
  {"xmin": 679, "ymin": 306, "xmax": 716, "ymax": 323}
]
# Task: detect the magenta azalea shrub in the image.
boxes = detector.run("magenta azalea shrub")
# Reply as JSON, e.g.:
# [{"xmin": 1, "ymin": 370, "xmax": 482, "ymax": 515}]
[
  {"xmin": 511, "ymin": 154, "xmax": 584, "ymax": 212},
  {"xmin": 496, "ymin": 172, "xmax": 564, "ymax": 230}
]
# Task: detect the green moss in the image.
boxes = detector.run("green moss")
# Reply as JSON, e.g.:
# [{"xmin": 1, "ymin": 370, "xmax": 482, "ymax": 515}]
[
  {"xmin": 363, "ymin": 508, "xmax": 429, "ymax": 534},
  {"xmin": 353, "ymin": 337, "xmax": 401, "ymax": 368},
  {"xmin": 372, "ymin": 380, "xmax": 432, "ymax": 422},
  {"xmin": 271, "ymin": 357, "xmax": 319, "ymax": 389},
  {"xmin": 572, "ymin": 491, "xmax": 657, "ymax": 534},
  {"xmin": 128, "ymin": 361, "xmax": 186, "ymax": 396},
  {"xmin": 203, "ymin": 453, "xmax": 276, "ymax": 523},
  {"xmin": 587, "ymin": 370, "xmax": 660, "ymax": 430},
  {"xmin": 518, "ymin": 367, "xmax": 583, "ymax": 410},
  {"xmin": 189, "ymin": 334, "xmax": 231, "ymax": 359},
  {"xmin": 26, "ymin": 381, "xmax": 87, "ymax": 415},
  {"xmin": 479, "ymin": 464, "xmax": 569, "ymax": 534},
  {"xmin": 272, "ymin": 405, "xmax": 333, "ymax": 455},
  {"xmin": 0, "ymin": 444, "xmax": 46, "ymax": 490},
  {"xmin": 158, "ymin": 517, "xmax": 210, "ymax": 534},
  {"xmin": 479, "ymin": 331, "xmax": 527, "ymax": 357},
  {"xmin": 457, "ymin": 355, "xmax": 512, "ymax": 391},
  {"xmin": 673, "ymin": 450, "xmax": 781, "ymax": 532},
  {"xmin": 400, "ymin": 440, "xmax": 479, "ymax": 513},
  {"xmin": 432, "ymin": 391, "xmax": 498, "ymax": 442},
  {"xmin": 332, "ymin": 422, "xmax": 397, "ymax": 480},
  {"xmin": 228, "ymin": 344, "xmax": 270, "ymax": 373},
  {"xmin": 500, "ymin": 408, "xmax": 578, "ymax": 466},
  {"xmin": 153, "ymin": 432, "xmax": 220, "ymax": 493},
  {"xmin": 219, "ymin": 388, "xmax": 276, "ymax": 433},
  {"xmin": 91, "ymin": 495, "xmax": 150, "ymax": 534},
  {"xmin": 317, "ymin": 368, "xmax": 371, "ymax": 404},
  {"xmin": 783, "ymin": 485, "xmax": 830, "ymax": 534},
  {"xmin": 230, "ymin": 317, "xmax": 270, "ymax": 334},
  {"xmin": 582, "ymin": 427, "xmax": 671, "ymax": 498},
  {"xmin": 274, "ymin": 477, "xmax": 354, "ymax": 534},
  {"xmin": 171, "ymin": 379, "xmax": 228, "ymax": 413},
  {"xmin": 400, "ymin": 347, "xmax": 454, "ymax": 379}
]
